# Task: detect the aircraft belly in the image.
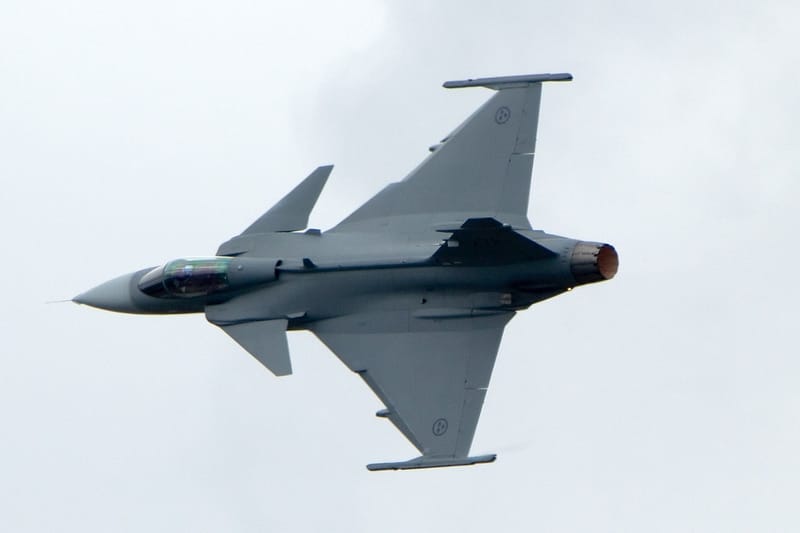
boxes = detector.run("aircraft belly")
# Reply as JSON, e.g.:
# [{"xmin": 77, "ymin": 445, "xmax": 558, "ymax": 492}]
[{"xmin": 280, "ymin": 266, "xmax": 522, "ymax": 326}]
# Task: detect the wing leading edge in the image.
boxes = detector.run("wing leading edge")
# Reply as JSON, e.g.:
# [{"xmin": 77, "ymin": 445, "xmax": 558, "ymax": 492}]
[{"xmin": 312, "ymin": 309, "xmax": 513, "ymax": 470}]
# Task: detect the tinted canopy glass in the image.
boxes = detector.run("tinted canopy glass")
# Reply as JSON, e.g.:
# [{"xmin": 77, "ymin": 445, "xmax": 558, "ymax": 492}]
[{"xmin": 138, "ymin": 257, "xmax": 233, "ymax": 298}]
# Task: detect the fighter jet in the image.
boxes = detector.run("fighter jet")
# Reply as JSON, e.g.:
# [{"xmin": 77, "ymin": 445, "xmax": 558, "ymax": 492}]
[{"xmin": 74, "ymin": 73, "xmax": 618, "ymax": 471}]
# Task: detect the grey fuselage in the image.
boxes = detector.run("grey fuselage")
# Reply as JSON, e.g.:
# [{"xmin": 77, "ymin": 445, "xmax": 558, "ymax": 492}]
[{"xmin": 75, "ymin": 229, "xmax": 610, "ymax": 328}]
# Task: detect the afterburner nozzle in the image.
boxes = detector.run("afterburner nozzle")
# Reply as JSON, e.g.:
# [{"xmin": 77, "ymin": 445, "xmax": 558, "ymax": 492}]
[{"xmin": 570, "ymin": 242, "xmax": 618, "ymax": 285}]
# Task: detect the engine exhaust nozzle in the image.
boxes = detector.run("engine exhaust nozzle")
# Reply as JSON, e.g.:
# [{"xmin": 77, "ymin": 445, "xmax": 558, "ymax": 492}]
[{"xmin": 570, "ymin": 242, "xmax": 619, "ymax": 285}]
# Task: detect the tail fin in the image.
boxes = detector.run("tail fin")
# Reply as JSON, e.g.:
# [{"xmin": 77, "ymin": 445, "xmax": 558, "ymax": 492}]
[{"xmin": 332, "ymin": 73, "xmax": 572, "ymax": 233}]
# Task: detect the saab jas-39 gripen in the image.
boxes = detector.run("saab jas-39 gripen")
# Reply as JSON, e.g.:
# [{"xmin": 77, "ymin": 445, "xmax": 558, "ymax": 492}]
[{"xmin": 74, "ymin": 73, "xmax": 618, "ymax": 471}]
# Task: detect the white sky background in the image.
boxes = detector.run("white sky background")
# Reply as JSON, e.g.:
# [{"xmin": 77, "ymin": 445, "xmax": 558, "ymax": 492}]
[{"xmin": 2, "ymin": 1, "xmax": 799, "ymax": 531}]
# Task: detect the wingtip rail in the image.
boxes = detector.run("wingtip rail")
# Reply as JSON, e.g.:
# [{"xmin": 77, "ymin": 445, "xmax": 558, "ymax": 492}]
[
  {"xmin": 366, "ymin": 454, "xmax": 497, "ymax": 471},
  {"xmin": 443, "ymin": 72, "xmax": 573, "ymax": 90}
]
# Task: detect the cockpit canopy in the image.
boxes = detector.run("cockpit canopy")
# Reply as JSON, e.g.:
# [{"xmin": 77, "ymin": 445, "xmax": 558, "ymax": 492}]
[{"xmin": 138, "ymin": 257, "xmax": 233, "ymax": 298}]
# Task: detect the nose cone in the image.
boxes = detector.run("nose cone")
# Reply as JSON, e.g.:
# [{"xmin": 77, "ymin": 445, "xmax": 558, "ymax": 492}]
[{"xmin": 73, "ymin": 272, "xmax": 139, "ymax": 313}]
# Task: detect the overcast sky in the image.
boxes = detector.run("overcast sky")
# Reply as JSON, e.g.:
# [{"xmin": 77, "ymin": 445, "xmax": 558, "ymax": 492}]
[{"xmin": 2, "ymin": 1, "xmax": 799, "ymax": 531}]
